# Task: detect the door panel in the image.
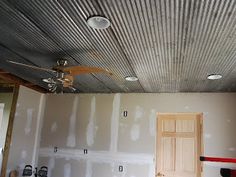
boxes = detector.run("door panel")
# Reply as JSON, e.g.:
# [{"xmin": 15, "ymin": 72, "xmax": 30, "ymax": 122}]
[
  {"xmin": 156, "ymin": 113, "xmax": 203, "ymax": 177},
  {"xmin": 162, "ymin": 137, "xmax": 175, "ymax": 171}
]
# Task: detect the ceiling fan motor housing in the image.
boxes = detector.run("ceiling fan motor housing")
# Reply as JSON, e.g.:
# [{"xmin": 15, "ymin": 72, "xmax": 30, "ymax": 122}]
[{"xmin": 57, "ymin": 59, "xmax": 68, "ymax": 67}]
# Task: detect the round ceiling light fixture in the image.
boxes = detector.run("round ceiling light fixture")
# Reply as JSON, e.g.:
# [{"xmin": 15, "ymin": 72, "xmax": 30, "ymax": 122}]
[
  {"xmin": 125, "ymin": 76, "xmax": 138, "ymax": 81},
  {"xmin": 87, "ymin": 16, "xmax": 111, "ymax": 29},
  {"xmin": 207, "ymin": 74, "xmax": 222, "ymax": 80}
]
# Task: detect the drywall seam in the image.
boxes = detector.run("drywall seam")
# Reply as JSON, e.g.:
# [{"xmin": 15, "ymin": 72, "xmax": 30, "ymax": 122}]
[
  {"xmin": 24, "ymin": 108, "xmax": 34, "ymax": 135},
  {"xmin": 148, "ymin": 164, "xmax": 155, "ymax": 177},
  {"xmin": 64, "ymin": 163, "xmax": 71, "ymax": 177},
  {"xmin": 66, "ymin": 96, "xmax": 78, "ymax": 147},
  {"xmin": 110, "ymin": 94, "xmax": 120, "ymax": 153},
  {"xmin": 86, "ymin": 96, "xmax": 96, "ymax": 146},
  {"xmin": 85, "ymin": 160, "xmax": 92, "ymax": 177},
  {"xmin": 0, "ymin": 104, "xmax": 4, "ymax": 130},
  {"xmin": 32, "ymin": 94, "xmax": 46, "ymax": 168},
  {"xmin": 39, "ymin": 148, "xmax": 153, "ymax": 164}
]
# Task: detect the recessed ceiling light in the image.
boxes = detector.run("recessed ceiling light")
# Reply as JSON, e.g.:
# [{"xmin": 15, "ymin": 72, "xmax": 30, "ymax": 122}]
[
  {"xmin": 87, "ymin": 16, "xmax": 111, "ymax": 29},
  {"xmin": 125, "ymin": 76, "xmax": 138, "ymax": 81},
  {"xmin": 207, "ymin": 74, "xmax": 222, "ymax": 80}
]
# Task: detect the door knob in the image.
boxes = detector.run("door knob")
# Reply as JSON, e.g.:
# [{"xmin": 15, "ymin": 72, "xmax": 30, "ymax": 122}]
[{"xmin": 157, "ymin": 172, "xmax": 165, "ymax": 176}]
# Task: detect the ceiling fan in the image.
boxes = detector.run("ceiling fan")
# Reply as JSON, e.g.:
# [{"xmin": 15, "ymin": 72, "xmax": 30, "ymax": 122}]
[{"xmin": 7, "ymin": 59, "xmax": 112, "ymax": 92}]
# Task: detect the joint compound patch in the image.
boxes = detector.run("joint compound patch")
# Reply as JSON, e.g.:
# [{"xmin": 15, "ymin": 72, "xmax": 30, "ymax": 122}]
[
  {"xmin": 25, "ymin": 108, "xmax": 34, "ymax": 135},
  {"xmin": 110, "ymin": 94, "xmax": 121, "ymax": 152},
  {"xmin": 86, "ymin": 161, "xmax": 92, "ymax": 177},
  {"xmin": 149, "ymin": 109, "xmax": 156, "ymax": 136},
  {"xmin": 130, "ymin": 124, "xmax": 140, "ymax": 141},
  {"xmin": 21, "ymin": 150, "xmax": 27, "ymax": 159},
  {"xmin": 51, "ymin": 122, "xmax": 58, "ymax": 133},
  {"xmin": 47, "ymin": 157, "xmax": 55, "ymax": 177},
  {"xmin": 228, "ymin": 147, "xmax": 236, "ymax": 151},
  {"xmin": 66, "ymin": 96, "xmax": 78, "ymax": 147},
  {"xmin": 204, "ymin": 134, "xmax": 212, "ymax": 139},
  {"xmin": 64, "ymin": 163, "xmax": 71, "ymax": 177},
  {"xmin": 134, "ymin": 106, "xmax": 144, "ymax": 121},
  {"xmin": 86, "ymin": 96, "xmax": 97, "ymax": 147}
]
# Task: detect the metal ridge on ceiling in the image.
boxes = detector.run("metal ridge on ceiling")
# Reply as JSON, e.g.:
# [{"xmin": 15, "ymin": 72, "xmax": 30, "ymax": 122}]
[{"xmin": 0, "ymin": 0, "xmax": 235, "ymax": 93}]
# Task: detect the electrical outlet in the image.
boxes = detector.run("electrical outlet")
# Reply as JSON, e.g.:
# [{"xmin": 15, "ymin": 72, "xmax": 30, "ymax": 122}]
[
  {"xmin": 54, "ymin": 147, "xmax": 58, "ymax": 153},
  {"xmin": 118, "ymin": 165, "xmax": 123, "ymax": 172},
  {"xmin": 123, "ymin": 111, "xmax": 128, "ymax": 117}
]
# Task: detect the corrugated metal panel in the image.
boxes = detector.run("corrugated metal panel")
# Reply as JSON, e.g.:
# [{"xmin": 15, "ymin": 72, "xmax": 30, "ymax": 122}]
[{"xmin": 0, "ymin": 0, "xmax": 236, "ymax": 92}]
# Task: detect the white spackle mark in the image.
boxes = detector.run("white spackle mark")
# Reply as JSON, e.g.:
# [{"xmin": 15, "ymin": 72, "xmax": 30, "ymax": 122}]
[
  {"xmin": 184, "ymin": 106, "xmax": 189, "ymax": 109},
  {"xmin": 15, "ymin": 111, "xmax": 19, "ymax": 117},
  {"xmin": 66, "ymin": 96, "xmax": 78, "ymax": 147},
  {"xmin": 130, "ymin": 124, "xmax": 140, "ymax": 141},
  {"xmin": 134, "ymin": 106, "xmax": 144, "ymax": 122},
  {"xmin": 51, "ymin": 122, "xmax": 58, "ymax": 133},
  {"xmin": 204, "ymin": 134, "xmax": 212, "ymax": 139},
  {"xmin": 19, "ymin": 163, "xmax": 25, "ymax": 169},
  {"xmin": 86, "ymin": 161, "xmax": 92, "ymax": 177},
  {"xmin": 86, "ymin": 96, "xmax": 97, "ymax": 147},
  {"xmin": 110, "ymin": 94, "xmax": 121, "ymax": 152},
  {"xmin": 149, "ymin": 109, "xmax": 156, "ymax": 136},
  {"xmin": 20, "ymin": 150, "xmax": 27, "ymax": 159},
  {"xmin": 47, "ymin": 157, "xmax": 55, "ymax": 177},
  {"xmin": 228, "ymin": 147, "xmax": 236, "ymax": 152},
  {"xmin": 148, "ymin": 164, "xmax": 155, "ymax": 177},
  {"xmin": 64, "ymin": 163, "xmax": 71, "ymax": 177},
  {"xmin": 110, "ymin": 162, "xmax": 115, "ymax": 173},
  {"xmin": 24, "ymin": 109, "xmax": 34, "ymax": 135}
]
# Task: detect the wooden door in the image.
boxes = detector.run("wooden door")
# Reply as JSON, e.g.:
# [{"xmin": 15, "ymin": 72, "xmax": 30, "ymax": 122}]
[{"xmin": 156, "ymin": 113, "xmax": 203, "ymax": 177}]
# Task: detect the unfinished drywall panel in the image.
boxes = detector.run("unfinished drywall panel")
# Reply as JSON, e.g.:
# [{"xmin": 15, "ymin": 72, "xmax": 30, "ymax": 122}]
[
  {"xmin": 41, "ymin": 94, "xmax": 113, "ymax": 151},
  {"xmin": 0, "ymin": 93, "xmax": 13, "ymax": 148},
  {"xmin": 6, "ymin": 86, "xmax": 45, "ymax": 175},
  {"xmin": 40, "ymin": 94, "xmax": 75, "ymax": 148},
  {"xmin": 38, "ymin": 156, "xmax": 86, "ymax": 177},
  {"xmin": 38, "ymin": 93, "xmax": 236, "ymax": 177}
]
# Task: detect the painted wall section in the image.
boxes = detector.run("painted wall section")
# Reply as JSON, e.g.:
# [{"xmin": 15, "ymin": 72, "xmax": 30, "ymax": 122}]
[
  {"xmin": 38, "ymin": 93, "xmax": 236, "ymax": 177},
  {"xmin": 6, "ymin": 86, "xmax": 45, "ymax": 175}
]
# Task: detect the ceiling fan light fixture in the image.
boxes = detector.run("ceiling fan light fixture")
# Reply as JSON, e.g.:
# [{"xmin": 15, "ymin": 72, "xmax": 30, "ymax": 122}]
[
  {"xmin": 87, "ymin": 16, "xmax": 111, "ymax": 29},
  {"xmin": 125, "ymin": 76, "xmax": 138, "ymax": 81},
  {"xmin": 42, "ymin": 78, "xmax": 53, "ymax": 83},
  {"xmin": 207, "ymin": 74, "xmax": 222, "ymax": 80}
]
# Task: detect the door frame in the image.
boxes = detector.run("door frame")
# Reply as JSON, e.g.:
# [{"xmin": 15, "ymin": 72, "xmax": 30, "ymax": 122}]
[{"xmin": 156, "ymin": 112, "xmax": 203, "ymax": 177}]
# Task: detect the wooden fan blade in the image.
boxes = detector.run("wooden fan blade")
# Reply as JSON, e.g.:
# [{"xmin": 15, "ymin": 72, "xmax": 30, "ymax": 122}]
[
  {"xmin": 62, "ymin": 66, "xmax": 112, "ymax": 76},
  {"xmin": 63, "ymin": 75, "xmax": 74, "ymax": 88},
  {"xmin": 7, "ymin": 60, "xmax": 57, "ymax": 73}
]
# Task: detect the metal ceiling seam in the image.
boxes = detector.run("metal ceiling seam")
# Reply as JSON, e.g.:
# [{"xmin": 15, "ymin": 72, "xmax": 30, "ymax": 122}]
[{"xmin": 93, "ymin": 0, "xmax": 146, "ymax": 92}]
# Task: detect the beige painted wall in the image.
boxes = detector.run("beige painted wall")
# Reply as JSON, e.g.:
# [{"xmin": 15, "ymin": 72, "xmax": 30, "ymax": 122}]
[
  {"xmin": 6, "ymin": 86, "xmax": 45, "ymax": 175},
  {"xmin": 38, "ymin": 93, "xmax": 236, "ymax": 177}
]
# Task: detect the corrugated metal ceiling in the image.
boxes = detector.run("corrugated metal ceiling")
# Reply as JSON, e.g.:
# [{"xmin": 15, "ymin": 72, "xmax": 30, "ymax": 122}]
[{"xmin": 0, "ymin": 0, "xmax": 236, "ymax": 92}]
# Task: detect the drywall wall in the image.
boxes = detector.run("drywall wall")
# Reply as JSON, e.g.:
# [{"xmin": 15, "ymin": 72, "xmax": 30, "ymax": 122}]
[
  {"xmin": 38, "ymin": 93, "xmax": 236, "ymax": 177},
  {"xmin": 0, "ymin": 93, "xmax": 13, "ymax": 148},
  {"xmin": 0, "ymin": 93, "xmax": 13, "ymax": 175},
  {"xmin": 6, "ymin": 86, "xmax": 45, "ymax": 175}
]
